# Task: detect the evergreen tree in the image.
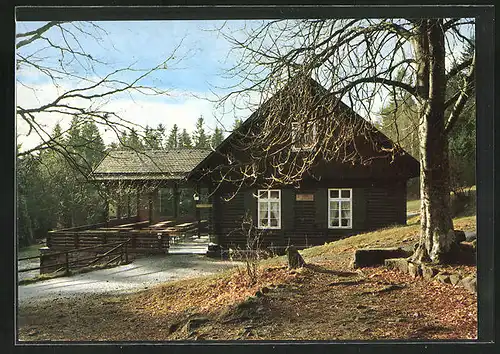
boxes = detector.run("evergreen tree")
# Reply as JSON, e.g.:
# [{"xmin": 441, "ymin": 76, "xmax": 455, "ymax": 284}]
[
  {"xmin": 80, "ymin": 120, "xmax": 106, "ymax": 169},
  {"xmin": 211, "ymin": 126, "xmax": 225, "ymax": 148},
  {"xmin": 178, "ymin": 128, "xmax": 193, "ymax": 148},
  {"xmin": 126, "ymin": 128, "xmax": 144, "ymax": 150},
  {"xmin": 156, "ymin": 123, "xmax": 167, "ymax": 148},
  {"xmin": 193, "ymin": 116, "xmax": 209, "ymax": 148},
  {"xmin": 144, "ymin": 125, "xmax": 161, "ymax": 149},
  {"xmin": 167, "ymin": 124, "xmax": 179, "ymax": 148}
]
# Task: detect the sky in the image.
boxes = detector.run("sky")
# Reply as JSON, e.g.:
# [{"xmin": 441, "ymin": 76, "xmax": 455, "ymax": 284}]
[
  {"xmin": 15, "ymin": 19, "xmax": 473, "ymax": 152},
  {"xmin": 16, "ymin": 20, "xmax": 257, "ymax": 150}
]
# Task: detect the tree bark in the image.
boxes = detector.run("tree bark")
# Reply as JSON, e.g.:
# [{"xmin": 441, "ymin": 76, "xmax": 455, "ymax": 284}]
[{"xmin": 411, "ymin": 20, "xmax": 456, "ymax": 264}]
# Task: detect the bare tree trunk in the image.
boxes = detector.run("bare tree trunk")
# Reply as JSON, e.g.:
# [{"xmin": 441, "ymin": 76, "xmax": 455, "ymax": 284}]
[{"xmin": 412, "ymin": 20, "xmax": 455, "ymax": 264}]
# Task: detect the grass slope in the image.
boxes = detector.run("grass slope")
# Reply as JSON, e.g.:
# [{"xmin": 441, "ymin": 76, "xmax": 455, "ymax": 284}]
[{"xmin": 18, "ymin": 216, "xmax": 477, "ymax": 341}]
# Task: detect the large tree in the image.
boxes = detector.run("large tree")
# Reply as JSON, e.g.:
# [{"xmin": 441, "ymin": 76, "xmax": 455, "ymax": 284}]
[
  {"xmin": 193, "ymin": 116, "xmax": 210, "ymax": 148},
  {"xmin": 178, "ymin": 128, "xmax": 193, "ymax": 148},
  {"xmin": 211, "ymin": 126, "xmax": 225, "ymax": 148},
  {"xmin": 220, "ymin": 18, "xmax": 475, "ymax": 264},
  {"xmin": 167, "ymin": 124, "xmax": 179, "ymax": 148}
]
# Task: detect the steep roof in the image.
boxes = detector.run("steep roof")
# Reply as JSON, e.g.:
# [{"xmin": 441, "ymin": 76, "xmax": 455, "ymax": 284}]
[
  {"xmin": 92, "ymin": 148, "xmax": 211, "ymax": 181},
  {"xmin": 187, "ymin": 76, "xmax": 419, "ymax": 180}
]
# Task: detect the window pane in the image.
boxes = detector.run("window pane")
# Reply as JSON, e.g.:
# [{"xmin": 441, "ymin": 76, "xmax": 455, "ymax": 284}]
[
  {"xmin": 330, "ymin": 218, "xmax": 339, "ymax": 227},
  {"xmin": 259, "ymin": 202, "xmax": 268, "ymax": 219},
  {"xmin": 331, "ymin": 209, "xmax": 339, "ymax": 219},
  {"xmin": 341, "ymin": 209, "xmax": 351, "ymax": 218},
  {"xmin": 330, "ymin": 201, "xmax": 339, "ymax": 210},
  {"xmin": 329, "ymin": 189, "xmax": 339, "ymax": 199},
  {"xmin": 270, "ymin": 218, "xmax": 278, "ymax": 227},
  {"xmin": 258, "ymin": 190, "xmax": 267, "ymax": 199},
  {"xmin": 270, "ymin": 202, "xmax": 279, "ymax": 218},
  {"xmin": 260, "ymin": 219, "xmax": 269, "ymax": 227},
  {"xmin": 341, "ymin": 189, "xmax": 351, "ymax": 198},
  {"xmin": 341, "ymin": 218, "xmax": 350, "ymax": 227},
  {"xmin": 341, "ymin": 201, "xmax": 351, "ymax": 210},
  {"xmin": 270, "ymin": 190, "xmax": 280, "ymax": 199}
]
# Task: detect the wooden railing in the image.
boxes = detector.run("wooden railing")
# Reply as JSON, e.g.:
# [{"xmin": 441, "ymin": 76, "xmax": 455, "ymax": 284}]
[
  {"xmin": 47, "ymin": 224, "xmax": 169, "ymax": 253},
  {"xmin": 48, "ymin": 230, "xmax": 170, "ymax": 252},
  {"xmin": 18, "ymin": 239, "xmax": 132, "ymax": 275}
]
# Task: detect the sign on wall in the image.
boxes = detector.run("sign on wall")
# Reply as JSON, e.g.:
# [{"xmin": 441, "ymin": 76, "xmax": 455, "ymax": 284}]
[
  {"xmin": 296, "ymin": 193, "xmax": 314, "ymax": 202},
  {"xmin": 196, "ymin": 204, "xmax": 213, "ymax": 208}
]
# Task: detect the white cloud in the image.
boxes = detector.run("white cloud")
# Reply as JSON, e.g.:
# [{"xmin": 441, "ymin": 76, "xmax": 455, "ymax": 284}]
[{"xmin": 15, "ymin": 79, "xmax": 258, "ymax": 152}]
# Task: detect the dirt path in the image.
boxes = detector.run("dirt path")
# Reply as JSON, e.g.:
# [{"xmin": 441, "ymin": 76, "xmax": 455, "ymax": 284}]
[{"xmin": 18, "ymin": 254, "xmax": 241, "ymax": 307}]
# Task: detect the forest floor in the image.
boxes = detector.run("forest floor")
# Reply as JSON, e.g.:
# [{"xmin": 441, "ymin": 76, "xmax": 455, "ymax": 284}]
[{"xmin": 18, "ymin": 215, "xmax": 477, "ymax": 342}]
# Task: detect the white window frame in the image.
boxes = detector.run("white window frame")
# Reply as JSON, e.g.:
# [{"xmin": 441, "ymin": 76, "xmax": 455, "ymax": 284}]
[
  {"xmin": 328, "ymin": 188, "xmax": 353, "ymax": 229},
  {"xmin": 291, "ymin": 121, "xmax": 317, "ymax": 151},
  {"xmin": 257, "ymin": 189, "xmax": 281, "ymax": 230}
]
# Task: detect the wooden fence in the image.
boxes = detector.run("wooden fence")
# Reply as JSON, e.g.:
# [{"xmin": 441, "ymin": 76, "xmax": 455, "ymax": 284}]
[
  {"xmin": 47, "ymin": 229, "xmax": 170, "ymax": 253},
  {"xmin": 18, "ymin": 239, "xmax": 131, "ymax": 275}
]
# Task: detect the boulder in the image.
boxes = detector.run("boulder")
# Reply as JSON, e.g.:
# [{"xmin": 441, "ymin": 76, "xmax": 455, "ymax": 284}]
[
  {"xmin": 449, "ymin": 273, "xmax": 462, "ymax": 286},
  {"xmin": 206, "ymin": 243, "xmax": 222, "ymax": 258},
  {"xmin": 384, "ymin": 258, "xmax": 409, "ymax": 274},
  {"xmin": 460, "ymin": 276, "xmax": 477, "ymax": 294},
  {"xmin": 465, "ymin": 231, "xmax": 477, "ymax": 242},
  {"xmin": 421, "ymin": 264, "xmax": 439, "ymax": 280},
  {"xmin": 286, "ymin": 245, "xmax": 305, "ymax": 269},
  {"xmin": 407, "ymin": 262, "xmax": 422, "ymax": 278},
  {"xmin": 353, "ymin": 248, "xmax": 413, "ymax": 268},
  {"xmin": 435, "ymin": 273, "xmax": 452, "ymax": 284}
]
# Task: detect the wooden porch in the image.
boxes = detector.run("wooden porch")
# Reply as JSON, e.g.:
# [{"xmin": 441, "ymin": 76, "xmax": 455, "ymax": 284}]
[{"xmin": 47, "ymin": 217, "xmax": 209, "ymax": 254}]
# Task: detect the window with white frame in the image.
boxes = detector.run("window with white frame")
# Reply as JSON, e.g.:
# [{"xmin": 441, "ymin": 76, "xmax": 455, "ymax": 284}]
[
  {"xmin": 257, "ymin": 189, "xmax": 281, "ymax": 229},
  {"xmin": 328, "ymin": 188, "xmax": 352, "ymax": 228},
  {"xmin": 291, "ymin": 122, "xmax": 316, "ymax": 151}
]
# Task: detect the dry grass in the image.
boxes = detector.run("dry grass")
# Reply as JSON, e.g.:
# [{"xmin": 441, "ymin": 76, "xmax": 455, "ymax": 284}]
[{"xmin": 18, "ymin": 215, "xmax": 477, "ymax": 342}]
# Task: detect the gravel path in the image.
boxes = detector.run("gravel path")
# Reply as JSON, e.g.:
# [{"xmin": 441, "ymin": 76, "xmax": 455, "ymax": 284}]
[{"xmin": 18, "ymin": 254, "xmax": 241, "ymax": 307}]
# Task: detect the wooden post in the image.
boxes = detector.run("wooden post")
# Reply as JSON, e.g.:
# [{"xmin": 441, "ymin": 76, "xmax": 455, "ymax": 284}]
[
  {"xmin": 65, "ymin": 251, "xmax": 70, "ymax": 274},
  {"xmin": 173, "ymin": 183, "xmax": 179, "ymax": 219},
  {"xmin": 148, "ymin": 191, "xmax": 153, "ymax": 224},
  {"xmin": 104, "ymin": 183, "xmax": 110, "ymax": 227},
  {"xmin": 132, "ymin": 234, "xmax": 137, "ymax": 250},
  {"xmin": 208, "ymin": 184, "xmax": 216, "ymax": 244},
  {"xmin": 195, "ymin": 184, "xmax": 201, "ymax": 238}
]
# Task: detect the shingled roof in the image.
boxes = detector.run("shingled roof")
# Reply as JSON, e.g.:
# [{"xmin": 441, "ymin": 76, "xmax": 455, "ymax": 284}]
[{"xmin": 92, "ymin": 149, "xmax": 211, "ymax": 181}]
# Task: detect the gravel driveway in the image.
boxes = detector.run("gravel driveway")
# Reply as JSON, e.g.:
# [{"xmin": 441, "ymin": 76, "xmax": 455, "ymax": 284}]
[{"xmin": 18, "ymin": 254, "xmax": 241, "ymax": 307}]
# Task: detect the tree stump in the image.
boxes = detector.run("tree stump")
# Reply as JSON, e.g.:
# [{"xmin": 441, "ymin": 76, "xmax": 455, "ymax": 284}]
[{"xmin": 286, "ymin": 245, "xmax": 305, "ymax": 269}]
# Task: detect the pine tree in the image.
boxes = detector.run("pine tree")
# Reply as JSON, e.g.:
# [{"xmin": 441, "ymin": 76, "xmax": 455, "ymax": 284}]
[
  {"xmin": 178, "ymin": 128, "xmax": 193, "ymax": 148},
  {"xmin": 144, "ymin": 125, "xmax": 161, "ymax": 149},
  {"xmin": 156, "ymin": 123, "xmax": 167, "ymax": 148},
  {"xmin": 80, "ymin": 121, "xmax": 106, "ymax": 169},
  {"xmin": 126, "ymin": 128, "xmax": 144, "ymax": 150},
  {"xmin": 167, "ymin": 124, "xmax": 179, "ymax": 148},
  {"xmin": 193, "ymin": 116, "xmax": 209, "ymax": 148},
  {"xmin": 211, "ymin": 126, "xmax": 225, "ymax": 148}
]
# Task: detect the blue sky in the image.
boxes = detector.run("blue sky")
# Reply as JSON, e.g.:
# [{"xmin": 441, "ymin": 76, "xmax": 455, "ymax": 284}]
[
  {"xmin": 16, "ymin": 20, "xmax": 256, "ymax": 149},
  {"xmin": 16, "ymin": 19, "xmax": 473, "ymax": 151}
]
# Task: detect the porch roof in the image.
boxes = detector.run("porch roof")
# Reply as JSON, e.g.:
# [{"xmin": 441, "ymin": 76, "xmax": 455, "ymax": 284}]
[{"xmin": 92, "ymin": 149, "xmax": 211, "ymax": 181}]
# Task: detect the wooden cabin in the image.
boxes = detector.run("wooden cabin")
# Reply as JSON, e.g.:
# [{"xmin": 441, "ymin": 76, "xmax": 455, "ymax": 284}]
[
  {"xmin": 92, "ymin": 148, "xmax": 212, "ymax": 226},
  {"xmin": 88, "ymin": 77, "xmax": 419, "ymax": 254},
  {"xmin": 186, "ymin": 77, "xmax": 419, "ymax": 251}
]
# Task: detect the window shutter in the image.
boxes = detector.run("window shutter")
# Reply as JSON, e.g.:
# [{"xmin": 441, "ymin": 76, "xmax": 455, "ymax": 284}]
[
  {"xmin": 281, "ymin": 188, "xmax": 295, "ymax": 230},
  {"xmin": 314, "ymin": 188, "xmax": 328, "ymax": 229},
  {"xmin": 243, "ymin": 189, "xmax": 257, "ymax": 226},
  {"xmin": 352, "ymin": 188, "xmax": 367, "ymax": 230}
]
